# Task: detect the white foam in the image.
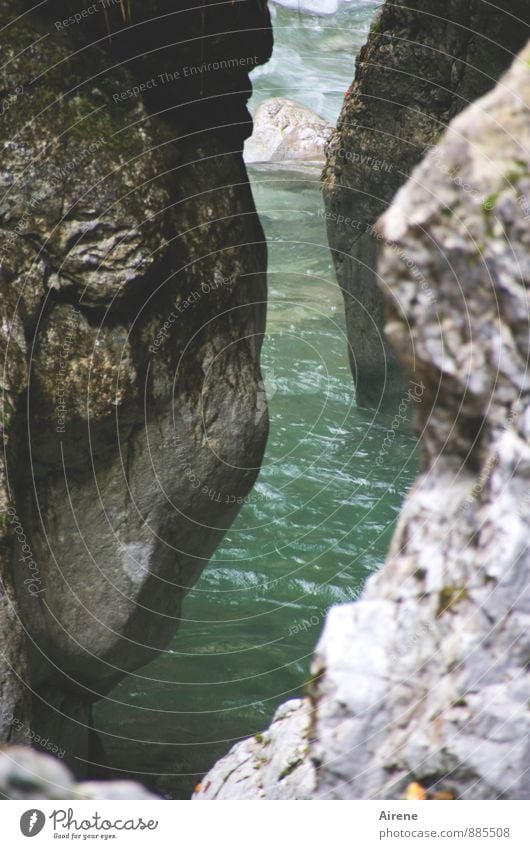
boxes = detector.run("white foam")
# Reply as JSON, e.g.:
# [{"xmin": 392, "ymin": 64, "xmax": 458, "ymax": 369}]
[{"xmin": 270, "ymin": 0, "xmax": 342, "ymax": 16}]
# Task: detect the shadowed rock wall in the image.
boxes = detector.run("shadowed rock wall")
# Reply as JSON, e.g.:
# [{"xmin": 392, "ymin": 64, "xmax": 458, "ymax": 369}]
[{"xmin": 0, "ymin": 0, "xmax": 272, "ymax": 771}]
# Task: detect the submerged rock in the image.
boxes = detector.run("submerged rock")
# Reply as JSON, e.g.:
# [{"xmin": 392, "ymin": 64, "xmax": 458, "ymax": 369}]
[
  {"xmin": 245, "ymin": 98, "xmax": 332, "ymax": 165},
  {"xmin": 198, "ymin": 41, "xmax": 530, "ymax": 800},
  {"xmin": 323, "ymin": 0, "xmax": 530, "ymax": 407}
]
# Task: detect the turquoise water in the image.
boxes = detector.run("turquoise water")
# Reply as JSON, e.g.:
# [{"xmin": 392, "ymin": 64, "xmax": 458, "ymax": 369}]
[{"xmin": 94, "ymin": 1, "xmax": 418, "ymax": 799}]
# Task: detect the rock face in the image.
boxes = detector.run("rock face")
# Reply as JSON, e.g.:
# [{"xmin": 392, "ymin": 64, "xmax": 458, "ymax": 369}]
[
  {"xmin": 323, "ymin": 0, "xmax": 530, "ymax": 408},
  {"xmin": 198, "ymin": 43, "xmax": 530, "ymax": 800},
  {"xmin": 0, "ymin": 0, "xmax": 272, "ymax": 771},
  {"xmin": 245, "ymin": 98, "xmax": 332, "ymax": 165},
  {"xmin": 194, "ymin": 700, "xmax": 316, "ymax": 800}
]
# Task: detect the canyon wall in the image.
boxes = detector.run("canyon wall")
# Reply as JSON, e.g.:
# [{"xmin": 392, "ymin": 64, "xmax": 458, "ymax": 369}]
[
  {"xmin": 0, "ymin": 0, "xmax": 272, "ymax": 771},
  {"xmin": 323, "ymin": 0, "xmax": 530, "ymax": 407}
]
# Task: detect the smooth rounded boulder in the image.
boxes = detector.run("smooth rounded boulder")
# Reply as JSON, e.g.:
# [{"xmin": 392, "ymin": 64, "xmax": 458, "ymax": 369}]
[{"xmin": 245, "ymin": 97, "xmax": 333, "ymax": 165}]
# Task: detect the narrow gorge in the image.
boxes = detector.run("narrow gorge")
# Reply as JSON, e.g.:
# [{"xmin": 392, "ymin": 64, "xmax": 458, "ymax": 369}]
[{"xmin": 0, "ymin": 0, "xmax": 529, "ymax": 805}]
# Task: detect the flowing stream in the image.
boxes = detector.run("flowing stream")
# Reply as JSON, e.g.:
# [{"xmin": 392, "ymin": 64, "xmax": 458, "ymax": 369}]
[{"xmin": 94, "ymin": 0, "xmax": 419, "ymax": 799}]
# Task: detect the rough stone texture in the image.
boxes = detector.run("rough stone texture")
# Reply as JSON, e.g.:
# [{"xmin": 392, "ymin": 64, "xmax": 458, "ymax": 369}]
[
  {"xmin": 0, "ymin": 745, "xmax": 158, "ymax": 799},
  {"xmin": 198, "ymin": 42, "xmax": 530, "ymax": 801},
  {"xmin": 193, "ymin": 699, "xmax": 315, "ymax": 800},
  {"xmin": 244, "ymin": 98, "xmax": 332, "ymax": 165},
  {"xmin": 0, "ymin": 0, "xmax": 272, "ymax": 771},
  {"xmin": 323, "ymin": 0, "xmax": 530, "ymax": 408}
]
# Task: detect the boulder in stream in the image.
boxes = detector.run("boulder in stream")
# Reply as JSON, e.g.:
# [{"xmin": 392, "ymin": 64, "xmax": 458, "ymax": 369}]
[{"xmin": 245, "ymin": 98, "xmax": 333, "ymax": 165}]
